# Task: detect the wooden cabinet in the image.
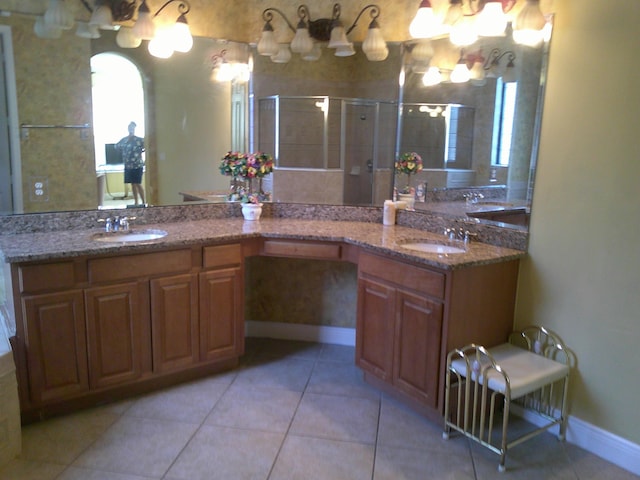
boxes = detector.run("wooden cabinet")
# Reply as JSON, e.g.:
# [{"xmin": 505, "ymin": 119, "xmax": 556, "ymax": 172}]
[
  {"xmin": 150, "ymin": 274, "xmax": 199, "ymax": 373},
  {"xmin": 393, "ymin": 290, "xmax": 443, "ymax": 407},
  {"xmin": 85, "ymin": 282, "xmax": 149, "ymax": 388},
  {"xmin": 356, "ymin": 251, "xmax": 518, "ymax": 419},
  {"xmin": 357, "ymin": 253, "xmax": 444, "ymax": 409},
  {"xmin": 200, "ymin": 244, "xmax": 244, "ymax": 362},
  {"xmin": 13, "ymin": 244, "xmax": 245, "ymax": 418},
  {"xmin": 21, "ymin": 290, "xmax": 88, "ymax": 404}
]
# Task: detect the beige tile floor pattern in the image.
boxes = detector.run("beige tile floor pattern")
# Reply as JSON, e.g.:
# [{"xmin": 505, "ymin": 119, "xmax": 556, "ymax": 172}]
[{"xmin": 1, "ymin": 338, "xmax": 638, "ymax": 480}]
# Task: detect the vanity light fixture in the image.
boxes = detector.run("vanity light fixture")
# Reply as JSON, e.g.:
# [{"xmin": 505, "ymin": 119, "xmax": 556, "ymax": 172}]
[
  {"xmin": 36, "ymin": 1, "xmax": 194, "ymax": 59},
  {"xmin": 421, "ymin": 48, "xmax": 516, "ymax": 87},
  {"xmin": 210, "ymin": 49, "xmax": 251, "ymax": 83},
  {"xmin": 512, "ymin": 0, "xmax": 547, "ymax": 46},
  {"xmin": 257, "ymin": 3, "xmax": 388, "ymax": 63},
  {"xmin": 410, "ymin": 0, "xmax": 549, "ymax": 47}
]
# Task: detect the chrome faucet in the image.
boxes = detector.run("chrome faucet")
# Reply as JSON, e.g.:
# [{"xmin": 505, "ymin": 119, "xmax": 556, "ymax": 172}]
[
  {"xmin": 98, "ymin": 216, "xmax": 135, "ymax": 233},
  {"xmin": 445, "ymin": 227, "xmax": 477, "ymax": 245},
  {"xmin": 463, "ymin": 192, "xmax": 485, "ymax": 204}
]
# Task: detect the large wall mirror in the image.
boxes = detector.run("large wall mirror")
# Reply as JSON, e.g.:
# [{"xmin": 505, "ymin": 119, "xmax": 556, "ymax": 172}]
[{"xmin": 0, "ymin": 5, "xmax": 552, "ymax": 234}]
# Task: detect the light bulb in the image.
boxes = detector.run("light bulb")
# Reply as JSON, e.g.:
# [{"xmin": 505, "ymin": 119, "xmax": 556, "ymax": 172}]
[
  {"xmin": 409, "ymin": 0, "xmax": 447, "ymax": 39},
  {"xmin": 422, "ymin": 66, "xmax": 442, "ymax": 86},
  {"xmin": 513, "ymin": 0, "xmax": 547, "ymax": 46},
  {"xmin": 476, "ymin": 0, "xmax": 507, "ymax": 37}
]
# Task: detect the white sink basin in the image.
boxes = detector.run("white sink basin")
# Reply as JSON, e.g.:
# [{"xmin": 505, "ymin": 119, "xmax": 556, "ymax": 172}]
[
  {"xmin": 91, "ymin": 229, "xmax": 168, "ymax": 243},
  {"xmin": 401, "ymin": 242, "xmax": 466, "ymax": 254}
]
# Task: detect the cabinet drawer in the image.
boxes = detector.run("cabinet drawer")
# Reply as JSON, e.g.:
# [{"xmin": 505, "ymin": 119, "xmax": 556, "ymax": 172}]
[
  {"xmin": 18, "ymin": 261, "xmax": 77, "ymax": 293},
  {"xmin": 203, "ymin": 244, "xmax": 242, "ymax": 269},
  {"xmin": 262, "ymin": 240, "xmax": 342, "ymax": 260},
  {"xmin": 88, "ymin": 249, "xmax": 192, "ymax": 283},
  {"xmin": 359, "ymin": 252, "xmax": 445, "ymax": 299}
]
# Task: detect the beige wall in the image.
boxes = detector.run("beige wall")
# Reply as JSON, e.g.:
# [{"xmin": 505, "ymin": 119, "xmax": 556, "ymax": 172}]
[{"xmin": 515, "ymin": 0, "xmax": 640, "ymax": 445}]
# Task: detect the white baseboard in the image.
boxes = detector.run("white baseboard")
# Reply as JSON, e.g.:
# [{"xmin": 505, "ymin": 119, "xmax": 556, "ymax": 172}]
[
  {"xmin": 513, "ymin": 405, "xmax": 640, "ymax": 476},
  {"xmin": 245, "ymin": 321, "xmax": 355, "ymax": 346},
  {"xmin": 246, "ymin": 321, "xmax": 640, "ymax": 477}
]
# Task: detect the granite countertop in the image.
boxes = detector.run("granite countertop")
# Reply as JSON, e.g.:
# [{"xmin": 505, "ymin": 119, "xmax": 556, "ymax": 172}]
[{"xmin": 0, "ymin": 218, "xmax": 525, "ymax": 270}]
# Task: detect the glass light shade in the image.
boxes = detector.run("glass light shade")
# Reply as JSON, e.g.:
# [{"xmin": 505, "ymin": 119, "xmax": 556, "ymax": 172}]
[
  {"xmin": 116, "ymin": 26, "xmax": 142, "ymax": 48},
  {"xmin": 362, "ymin": 23, "xmax": 388, "ymax": 62},
  {"xmin": 44, "ymin": 0, "xmax": 74, "ymax": 30},
  {"xmin": 89, "ymin": 5, "xmax": 116, "ymax": 30},
  {"xmin": 132, "ymin": 9, "xmax": 156, "ymax": 40},
  {"xmin": 75, "ymin": 21, "xmax": 100, "ymax": 39},
  {"xmin": 513, "ymin": 0, "xmax": 547, "ymax": 46},
  {"xmin": 409, "ymin": 0, "xmax": 447, "ymax": 39},
  {"xmin": 301, "ymin": 43, "xmax": 322, "ymax": 61},
  {"xmin": 449, "ymin": 14, "xmax": 478, "ymax": 46},
  {"xmin": 148, "ymin": 28, "xmax": 174, "ymax": 59},
  {"xmin": 257, "ymin": 29, "xmax": 279, "ymax": 56},
  {"xmin": 34, "ymin": 16, "xmax": 62, "ymax": 39},
  {"xmin": 171, "ymin": 17, "xmax": 193, "ymax": 53},
  {"xmin": 271, "ymin": 44, "xmax": 292, "ymax": 64},
  {"xmin": 411, "ymin": 40, "xmax": 434, "ymax": 63},
  {"xmin": 214, "ymin": 62, "xmax": 233, "ymax": 82},
  {"xmin": 291, "ymin": 26, "xmax": 314, "ymax": 54},
  {"xmin": 476, "ymin": 1, "xmax": 508, "ymax": 37},
  {"xmin": 422, "ymin": 66, "xmax": 442, "ymax": 86},
  {"xmin": 334, "ymin": 43, "xmax": 356, "ymax": 57},
  {"xmin": 328, "ymin": 24, "xmax": 350, "ymax": 48},
  {"xmin": 450, "ymin": 61, "xmax": 471, "ymax": 83}
]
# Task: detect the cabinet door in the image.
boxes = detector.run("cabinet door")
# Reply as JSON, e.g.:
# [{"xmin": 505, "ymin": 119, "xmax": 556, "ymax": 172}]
[
  {"xmin": 356, "ymin": 277, "xmax": 396, "ymax": 382},
  {"xmin": 199, "ymin": 267, "xmax": 244, "ymax": 362},
  {"xmin": 85, "ymin": 282, "xmax": 148, "ymax": 389},
  {"xmin": 150, "ymin": 273, "xmax": 199, "ymax": 372},
  {"xmin": 22, "ymin": 291, "xmax": 88, "ymax": 404},
  {"xmin": 393, "ymin": 290, "xmax": 443, "ymax": 409}
]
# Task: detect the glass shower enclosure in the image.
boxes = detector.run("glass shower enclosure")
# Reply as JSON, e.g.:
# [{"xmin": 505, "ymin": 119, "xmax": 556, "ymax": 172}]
[{"xmin": 257, "ymin": 95, "xmax": 397, "ymax": 206}]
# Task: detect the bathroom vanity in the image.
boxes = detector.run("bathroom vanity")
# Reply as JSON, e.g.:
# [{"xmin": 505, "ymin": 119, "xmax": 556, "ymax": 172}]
[{"xmin": 1, "ymin": 215, "xmax": 523, "ymax": 423}]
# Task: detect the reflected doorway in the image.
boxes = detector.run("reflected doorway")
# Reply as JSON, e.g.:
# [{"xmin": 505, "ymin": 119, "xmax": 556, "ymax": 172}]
[{"xmin": 91, "ymin": 53, "xmax": 146, "ymax": 208}]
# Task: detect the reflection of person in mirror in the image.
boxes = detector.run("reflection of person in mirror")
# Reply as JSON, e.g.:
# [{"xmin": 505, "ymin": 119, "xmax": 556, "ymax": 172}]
[{"xmin": 116, "ymin": 121, "xmax": 146, "ymax": 206}]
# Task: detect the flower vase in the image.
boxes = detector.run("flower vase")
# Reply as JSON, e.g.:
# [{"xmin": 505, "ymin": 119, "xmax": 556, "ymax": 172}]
[
  {"xmin": 397, "ymin": 193, "xmax": 415, "ymax": 210},
  {"xmin": 241, "ymin": 202, "xmax": 263, "ymax": 221}
]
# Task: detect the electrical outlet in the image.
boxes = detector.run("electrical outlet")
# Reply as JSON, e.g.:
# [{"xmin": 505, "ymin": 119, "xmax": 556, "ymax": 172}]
[{"xmin": 29, "ymin": 176, "xmax": 49, "ymax": 202}]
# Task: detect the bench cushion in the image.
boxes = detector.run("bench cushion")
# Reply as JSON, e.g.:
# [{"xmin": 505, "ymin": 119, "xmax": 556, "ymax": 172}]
[{"xmin": 450, "ymin": 343, "xmax": 570, "ymax": 398}]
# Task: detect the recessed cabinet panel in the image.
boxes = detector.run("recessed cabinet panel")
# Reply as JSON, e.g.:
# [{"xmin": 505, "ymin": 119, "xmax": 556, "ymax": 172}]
[
  {"xmin": 356, "ymin": 277, "xmax": 396, "ymax": 381},
  {"xmin": 199, "ymin": 267, "xmax": 244, "ymax": 362},
  {"xmin": 393, "ymin": 291, "xmax": 443, "ymax": 408},
  {"xmin": 22, "ymin": 291, "xmax": 88, "ymax": 404},
  {"xmin": 85, "ymin": 283, "xmax": 147, "ymax": 389},
  {"xmin": 150, "ymin": 274, "xmax": 199, "ymax": 372}
]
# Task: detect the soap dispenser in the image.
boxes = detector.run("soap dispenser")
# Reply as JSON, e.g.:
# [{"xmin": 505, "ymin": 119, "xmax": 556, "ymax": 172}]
[{"xmin": 383, "ymin": 200, "xmax": 396, "ymax": 226}]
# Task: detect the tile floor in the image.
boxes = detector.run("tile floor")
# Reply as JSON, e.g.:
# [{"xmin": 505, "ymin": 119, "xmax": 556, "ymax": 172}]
[{"xmin": 1, "ymin": 338, "xmax": 638, "ymax": 480}]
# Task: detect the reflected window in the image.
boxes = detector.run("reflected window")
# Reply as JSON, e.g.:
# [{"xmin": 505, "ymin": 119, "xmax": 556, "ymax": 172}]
[{"xmin": 492, "ymin": 79, "xmax": 517, "ymax": 167}]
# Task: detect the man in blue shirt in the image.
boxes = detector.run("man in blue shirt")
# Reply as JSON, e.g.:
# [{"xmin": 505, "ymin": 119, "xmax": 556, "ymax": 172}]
[{"xmin": 116, "ymin": 121, "xmax": 146, "ymax": 206}]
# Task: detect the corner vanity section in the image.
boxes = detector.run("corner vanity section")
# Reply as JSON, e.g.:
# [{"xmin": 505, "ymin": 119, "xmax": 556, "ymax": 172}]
[{"xmin": 1, "ymin": 217, "xmax": 524, "ymax": 424}]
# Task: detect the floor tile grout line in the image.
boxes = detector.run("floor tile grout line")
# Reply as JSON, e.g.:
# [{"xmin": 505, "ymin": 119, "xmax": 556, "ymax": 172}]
[
  {"xmin": 265, "ymin": 342, "xmax": 326, "ymax": 480},
  {"xmin": 157, "ymin": 370, "xmax": 240, "ymax": 480},
  {"xmin": 50, "ymin": 401, "xmax": 138, "ymax": 479}
]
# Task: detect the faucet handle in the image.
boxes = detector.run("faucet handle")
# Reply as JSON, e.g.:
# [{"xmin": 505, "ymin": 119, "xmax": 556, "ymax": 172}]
[
  {"xmin": 464, "ymin": 231, "xmax": 478, "ymax": 244},
  {"xmin": 98, "ymin": 217, "xmax": 113, "ymax": 232}
]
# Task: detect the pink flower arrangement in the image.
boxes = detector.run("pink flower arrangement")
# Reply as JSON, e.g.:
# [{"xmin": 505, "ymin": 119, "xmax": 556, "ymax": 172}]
[
  {"xmin": 395, "ymin": 152, "xmax": 423, "ymax": 193},
  {"xmin": 219, "ymin": 151, "xmax": 274, "ymax": 179},
  {"xmin": 219, "ymin": 151, "xmax": 274, "ymax": 203}
]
